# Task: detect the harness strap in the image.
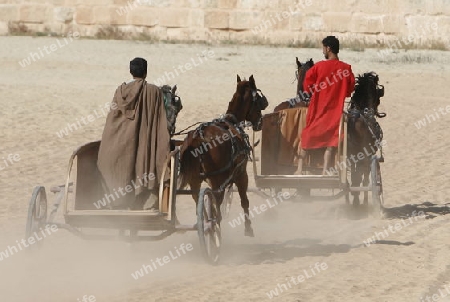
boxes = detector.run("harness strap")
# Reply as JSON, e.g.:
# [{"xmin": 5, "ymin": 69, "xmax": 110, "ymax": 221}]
[
  {"xmin": 193, "ymin": 116, "xmax": 251, "ymax": 191},
  {"xmin": 347, "ymin": 107, "xmax": 384, "ymax": 158}
]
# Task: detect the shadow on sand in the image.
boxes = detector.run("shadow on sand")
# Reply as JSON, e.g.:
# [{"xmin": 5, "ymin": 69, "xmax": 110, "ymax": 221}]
[
  {"xmin": 221, "ymin": 238, "xmax": 352, "ymax": 265},
  {"xmin": 382, "ymin": 201, "xmax": 450, "ymax": 219},
  {"xmin": 219, "ymin": 202, "xmax": 450, "ymax": 265}
]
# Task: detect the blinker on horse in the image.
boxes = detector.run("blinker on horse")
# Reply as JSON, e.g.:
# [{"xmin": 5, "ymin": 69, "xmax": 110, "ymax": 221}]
[{"xmin": 179, "ymin": 75, "xmax": 268, "ymax": 237}]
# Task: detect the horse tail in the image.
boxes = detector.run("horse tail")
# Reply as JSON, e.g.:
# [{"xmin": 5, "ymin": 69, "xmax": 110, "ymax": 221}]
[{"xmin": 178, "ymin": 133, "xmax": 201, "ymax": 189}]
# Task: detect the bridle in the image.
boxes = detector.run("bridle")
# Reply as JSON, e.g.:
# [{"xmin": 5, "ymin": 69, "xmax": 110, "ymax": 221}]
[
  {"xmin": 350, "ymin": 75, "xmax": 386, "ymax": 118},
  {"xmin": 244, "ymin": 88, "xmax": 268, "ymax": 130}
]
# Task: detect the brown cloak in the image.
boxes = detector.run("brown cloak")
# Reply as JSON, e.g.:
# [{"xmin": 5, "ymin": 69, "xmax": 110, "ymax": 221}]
[{"xmin": 97, "ymin": 79, "xmax": 170, "ymax": 208}]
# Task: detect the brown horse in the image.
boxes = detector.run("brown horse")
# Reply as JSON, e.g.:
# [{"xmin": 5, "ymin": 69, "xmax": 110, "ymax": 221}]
[
  {"xmin": 179, "ymin": 75, "xmax": 268, "ymax": 236},
  {"xmin": 347, "ymin": 72, "xmax": 386, "ymax": 206},
  {"xmin": 273, "ymin": 57, "xmax": 314, "ymax": 112}
]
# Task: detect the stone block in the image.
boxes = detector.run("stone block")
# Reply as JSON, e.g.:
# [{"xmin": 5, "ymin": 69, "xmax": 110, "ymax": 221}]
[
  {"xmin": 229, "ymin": 10, "xmax": 262, "ymax": 30},
  {"xmin": 112, "ymin": 0, "xmax": 133, "ymax": 5},
  {"xmin": 172, "ymin": 0, "xmax": 201, "ymax": 8},
  {"xmin": 0, "ymin": 21, "xmax": 7, "ymax": 34},
  {"xmin": 289, "ymin": 12, "xmax": 302, "ymax": 31},
  {"xmin": 323, "ymin": 12, "xmax": 352, "ymax": 33},
  {"xmin": 218, "ymin": 0, "xmax": 237, "ymax": 9},
  {"xmin": 54, "ymin": 7, "xmax": 74, "ymax": 23},
  {"xmin": 92, "ymin": 6, "xmax": 111, "ymax": 25},
  {"xmin": 350, "ymin": 13, "xmax": 383, "ymax": 33},
  {"xmin": 302, "ymin": 14, "xmax": 323, "ymax": 32},
  {"xmin": 187, "ymin": 27, "xmax": 208, "ymax": 41},
  {"xmin": 203, "ymin": 0, "xmax": 218, "ymax": 9},
  {"xmin": 261, "ymin": 11, "xmax": 291, "ymax": 32},
  {"xmin": 64, "ymin": 0, "xmax": 81, "ymax": 6},
  {"xmin": 0, "ymin": 4, "xmax": 18, "ymax": 21},
  {"xmin": 166, "ymin": 27, "xmax": 189, "ymax": 40},
  {"xmin": 205, "ymin": 28, "xmax": 230, "ymax": 43},
  {"xmin": 160, "ymin": 8, "xmax": 190, "ymax": 27},
  {"xmin": 20, "ymin": 23, "xmax": 45, "ymax": 33},
  {"xmin": 75, "ymin": 6, "xmax": 93, "ymax": 25},
  {"xmin": 405, "ymin": 15, "xmax": 441, "ymax": 42},
  {"xmin": 76, "ymin": 0, "xmax": 114, "ymax": 5},
  {"xmin": 190, "ymin": 9, "xmax": 204, "ymax": 27},
  {"xmin": 205, "ymin": 10, "xmax": 228, "ymax": 29},
  {"xmin": 279, "ymin": 0, "xmax": 314, "ymax": 13},
  {"xmin": 110, "ymin": 6, "xmax": 128, "ymax": 25},
  {"xmin": 130, "ymin": 7, "xmax": 159, "ymax": 27},
  {"xmin": 382, "ymin": 15, "xmax": 406, "ymax": 34},
  {"xmin": 19, "ymin": 4, "xmax": 47, "ymax": 23},
  {"xmin": 266, "ymin": 30, "xmax": 299, "ymax": 44},
  {"xmin": 425, "ymin": 0, "xmax": 450, "ymax": 15},
  {"xmin": 436, "ymin": 16, "xmax": 450, "ymax": 36},
  {"xmin": 354, "ymin": 0, "xmax": 397, "ymax": 14},
  {"xmin": 396, "ymin": 0, "xmax": 428, "ymax": 14},
  {"xmin": 229, "ymin": 29, "xmax": 265, "ymax": 43}
]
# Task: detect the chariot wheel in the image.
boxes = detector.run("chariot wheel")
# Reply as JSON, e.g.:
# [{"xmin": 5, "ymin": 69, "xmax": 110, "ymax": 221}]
[
  {"xmin": 197, "ymin": 188, "xmax": 221, "ymax": 264},
  {"xmin": 370, "ymin": 157, "xmax": 383, "ymax": 218},
  {"xmin": 26, "ymin": 186, "xmax": 48, "ymax": 246}
]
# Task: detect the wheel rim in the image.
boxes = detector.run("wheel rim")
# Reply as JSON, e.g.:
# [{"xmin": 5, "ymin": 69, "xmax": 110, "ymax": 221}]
[
  {"xmin": 371, "ymin": 159, "xmax": 382, "ymax": 216},
  {"xmin": 220, "ymin": 188, "xmax": 232, "ymax": 219},
  {"xmin": 376, "ymin": 161, "xmax": 384, "ymax": 205},
  {"xmin": 26, "ymin": 187, "xmax": 47, "ymax": 241},
  {"xmin": 202, "ymin": 191, "xmax": 221, "ymax": 263}
]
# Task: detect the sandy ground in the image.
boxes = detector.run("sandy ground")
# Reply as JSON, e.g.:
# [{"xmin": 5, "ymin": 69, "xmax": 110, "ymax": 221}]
[{"xmin": 1, "ymin": 36, "xmax": 450, "ymax": 302}]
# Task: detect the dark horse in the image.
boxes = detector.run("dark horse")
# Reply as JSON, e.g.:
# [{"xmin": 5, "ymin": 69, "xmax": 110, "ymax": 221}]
[
  {"xmin": 347, "ymin": 72, "xmax": 386, "ymax": 206},
  {"xmin": 273, "ymin": 57, "xmax": 314, "ymax": 112},
  {"xmin": 160, "ymin": 84, "xmax": 183, "ymax": 136},
  {"xmin": 179, "ymin": 75, "xmax": 268, "ymax": 236}
]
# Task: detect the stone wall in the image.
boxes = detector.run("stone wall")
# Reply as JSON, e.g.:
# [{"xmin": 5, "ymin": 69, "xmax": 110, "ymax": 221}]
[{"xmin": 1, "ymin": 0, "xmax": 449, "ymax": 48}]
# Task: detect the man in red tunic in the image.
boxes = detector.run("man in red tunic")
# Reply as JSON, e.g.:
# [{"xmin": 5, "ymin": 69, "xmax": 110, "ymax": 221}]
[{"xmin": 295, "ymin": 36, "xmax": 355, "ymax": 175}]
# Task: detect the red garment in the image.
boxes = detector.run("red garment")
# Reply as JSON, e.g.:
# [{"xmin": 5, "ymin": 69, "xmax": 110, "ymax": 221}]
[{"xmin": 301, "ymin": 59, "xmax": 355, "ymax": 149}]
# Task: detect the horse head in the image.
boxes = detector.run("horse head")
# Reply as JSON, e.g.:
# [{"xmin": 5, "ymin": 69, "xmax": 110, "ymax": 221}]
[
  {"xmin": 296, "ymin": 57, "xmax": 314, "ymax": 97},
  {"xmin": 226, "ymin": 75, "xmax": 268, "ymax": 131},
  {"xmin": 350, "ymin": 72, "xmax": 385, "ymax": 118},
  {"xmin": 161, "ymin": 84, "xmax": 183, "ymax": 135}
]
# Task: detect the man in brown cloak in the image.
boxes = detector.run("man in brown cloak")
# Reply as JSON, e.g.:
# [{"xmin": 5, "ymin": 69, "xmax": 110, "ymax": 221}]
[{"xmin": 97, "ymin": 57, "xmax": 170, "ymax": 210}]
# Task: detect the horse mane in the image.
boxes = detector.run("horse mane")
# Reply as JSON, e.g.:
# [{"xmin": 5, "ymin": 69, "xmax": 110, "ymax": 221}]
[{"xmin": 351, "ymin": 72, "xmax": 379, "ymax": 110}]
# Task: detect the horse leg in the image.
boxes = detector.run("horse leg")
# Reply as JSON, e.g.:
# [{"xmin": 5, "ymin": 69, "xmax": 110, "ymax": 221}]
[
  {"xmin": 351, "ymin": 161, "xmax": 363, "ymax": 206},
  {"xmin": 362, "ymin": 162, "xmax": 370, "ymax": 205},
  {"xmin": 213, "ymin": 190, "xmax": 225, "ymax": 224},
  {"xmin": 189, "ymin": 177, "xmax": 202, "ymax": 206},
  {"xmin": 234, "ymin": 171, "xmax": 254, "ymax": 237}
]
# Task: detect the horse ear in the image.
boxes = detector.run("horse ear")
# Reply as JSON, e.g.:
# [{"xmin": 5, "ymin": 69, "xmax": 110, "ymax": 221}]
[
  {"xmin": 296, "ymin": 57, "xmax": 301, "ymax": 68},
  {"xmin": 172, "ymin": 85, "xmax": 177, "ymax": 94},
  {"xmin": 309, "ymin": 58, "xmax": 313, "ymax": 63},
  {"xmin": 249, "ymin": 75, "xmax": 255, "ymax": 87},
  {"xmin": 237, "ymin": 75, "xmax": 241, "ymax": 83}
]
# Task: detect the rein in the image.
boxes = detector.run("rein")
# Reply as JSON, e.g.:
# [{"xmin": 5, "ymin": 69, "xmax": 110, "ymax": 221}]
[{"xmin": 172, "ymin": 122, "xmax": 202, "ymax": 136}]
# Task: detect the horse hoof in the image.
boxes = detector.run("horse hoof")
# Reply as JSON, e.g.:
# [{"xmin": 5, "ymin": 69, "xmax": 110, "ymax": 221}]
[{"xmin": 245, "ymin": 228, "xmax": 255, "ymax": 237}]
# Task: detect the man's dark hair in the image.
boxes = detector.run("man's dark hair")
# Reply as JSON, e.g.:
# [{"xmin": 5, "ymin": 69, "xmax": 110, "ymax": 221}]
[
  {"xmin": 322, "ymin": 36, "xmax": 339, "ymax": 54},
  {"xmin": 130, "ymin": 57, "xmax": 147, "ymax": 78}
]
